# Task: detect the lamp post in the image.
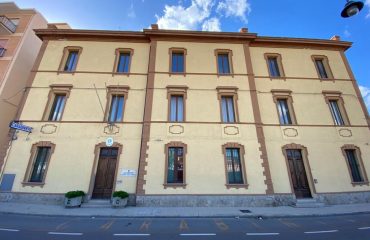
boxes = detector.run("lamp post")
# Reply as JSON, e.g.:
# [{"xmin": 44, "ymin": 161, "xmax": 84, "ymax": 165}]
[{"xmin": 341, "ymin": 0, "xmax": 364, "ymax": 18}]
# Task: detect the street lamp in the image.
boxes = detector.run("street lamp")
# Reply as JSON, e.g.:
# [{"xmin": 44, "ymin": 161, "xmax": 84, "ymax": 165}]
[{"xmin": 341, "ymin": 0, "xmax": 364, "ymax": 18}]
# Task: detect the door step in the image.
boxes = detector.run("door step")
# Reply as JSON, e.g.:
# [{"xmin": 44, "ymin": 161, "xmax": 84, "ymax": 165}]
[
  {"xmin": 294, "ymin": 198, "xmax": 325, "ymax": 208},
  {"xmin": 82, "ymin": 199, "xmax": 111, "ymax": 208}
]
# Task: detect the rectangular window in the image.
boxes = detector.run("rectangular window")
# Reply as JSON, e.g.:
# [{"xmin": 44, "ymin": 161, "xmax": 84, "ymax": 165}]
[
  {"xmin": 108, "ymin": 95, "xmax": 125, "ymax": 122},
  {"xmin": 345, "ymin": 149, "xmax": 364, "ymax": 183},
  {"xmin": 217, "ymin": 53, "xmax": 230, "ymax": 74},
  {"xmin": 29, "ymin": 147, "xmax": 51, "ymax": 183},
  {"xmin": 48, "ymin": 94, "xmax": 66, "ymax": 121},
  {"xmin": 171, "ymin": 52, "xmax": 184, "ymax": 73},
  {"xmin": 225, "ymin": 148, "xmax": 244, "ymax": 184},
  {"xmin": 268, "ymin": 57, "xmax": 281, "ymax": 77},
  {"xmin": 63, "ymin": 51, "xmax": 79, "ymax": 72},
  {"xmin": 170, "ymin": 95, "xmax": 184, "ymax": 122},
  {"xmin": 221, "ymin": 96, "xmax": 235, "ymax": 123},
  {"xmin": 315, "ymin": 59, "xmax": 328, "ymax": 79},
  {"xmin": 167, "ymin": 147, "xmax": 184, "ymax": 184},
  {"xmin": 277, "ymin": 99, "xmax": 292, "ymax": 125},
  {"xmin": 328, "ymin": 100, "xmax": 345, "ymax": 125},
  {"xmin": 117, "ymin": 52, "xmax": 131, "ymax": 73}
]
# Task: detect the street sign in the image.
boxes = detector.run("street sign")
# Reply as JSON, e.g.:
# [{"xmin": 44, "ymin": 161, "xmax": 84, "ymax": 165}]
[
  {"xmin": 120, "ymin": 169, "xmax": 137, "ymax": 177},
  {"xmin": 9, "ymin": 121, "xmax": 32, "ymax": 133}
]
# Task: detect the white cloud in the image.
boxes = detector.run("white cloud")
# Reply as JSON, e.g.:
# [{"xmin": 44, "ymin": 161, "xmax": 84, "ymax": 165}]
[
  {"xmin": 344, "ymin": 29, "xmax": 351, "ymax": 38},
  {"xmin": 128, "ymin": 2, "xmax": 136, "ymax": 18},
  {"xmin": 366, "ymin": 0, "xmax": 370, "ymax": 19},
  {"xmin": 359, "ymin": 85, "xmax": 370, "ymax": 112},
  {"xmin": 156, "ymin": 0, "xmax": 213, "ymax": 30},
  {"xmin": 217, "ymin": 0, "xmax": 251, "ymax": 23},
  {"xmin": 202, "ymin": 17, "xmax": 221, "ymax": 31},
  {"xmin": 155, "ymin": 0, "xmax": 251, "ymax": 31}
]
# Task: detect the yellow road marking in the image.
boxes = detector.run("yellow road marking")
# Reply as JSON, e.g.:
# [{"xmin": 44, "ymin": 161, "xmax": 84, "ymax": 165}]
[
  {"xmin": 100, "ymin": 220, "xmax": 115, "ymax": 231},
  {"xmin": 246, "ymin": 218, "xmax": 262, "ymax": 229},
  {"xmin": 179, "ymin": 220, "xmax": 189, "ymax": 231},
  {"xmin": 278, "ymin": 219, "xmax": 300, "ymax": 229},
  {"xmin": 55, "ymin": 222, "xmax": 69, "ymax": 231},
  {"xmin": 140, "ymin": 220, "xmax": 151, "ymax": 231},
  {"xmin": 214, "ymin": 219, "xmax": 229, "ymax": 231}
]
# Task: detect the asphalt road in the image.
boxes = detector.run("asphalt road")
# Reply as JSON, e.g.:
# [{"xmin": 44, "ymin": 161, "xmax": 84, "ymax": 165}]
[{"xmin": 0, "ymin": 213, "xmax": 369, "ymax": 239}]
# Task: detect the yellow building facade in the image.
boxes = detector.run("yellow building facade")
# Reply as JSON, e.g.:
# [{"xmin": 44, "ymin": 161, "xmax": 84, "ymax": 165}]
[{"xmin": 0, "ymin": 25, "xmax": 369, "ymax": 206}]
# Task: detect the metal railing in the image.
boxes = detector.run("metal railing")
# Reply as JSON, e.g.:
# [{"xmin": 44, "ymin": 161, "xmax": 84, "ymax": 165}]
[
  {"xmin": 0, "ymin": 48, "xmax": 5, "ymax": 57},
  {"xmin": 0, "ymin": 16, "xmax": 16, "ymax": 33}
]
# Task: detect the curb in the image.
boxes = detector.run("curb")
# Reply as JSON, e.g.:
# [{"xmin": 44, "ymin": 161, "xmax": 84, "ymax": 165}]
[{"xmin": 0, "ymin": 210, "xmax": 370, "ymax": 219}]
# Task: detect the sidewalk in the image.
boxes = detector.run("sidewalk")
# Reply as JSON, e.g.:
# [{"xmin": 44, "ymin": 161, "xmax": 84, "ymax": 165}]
[{"xmin": 1, "ymin": 202, "xmax": 370, "ymax": 218}]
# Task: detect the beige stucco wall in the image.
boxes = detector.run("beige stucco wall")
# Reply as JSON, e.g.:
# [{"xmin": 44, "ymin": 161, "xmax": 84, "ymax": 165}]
[
  {"xmin": 143, "ymin": 41, "xmax": 268, "ymax": 194},
  {"xmin": 251, "ymin": 46, "xmax": 370, "ymax": 194},
  {"xmin": 3, "ymin": 40, "xmax": 149, "ymax": 195},
  {"xmin": 2, "ymin": 38, "xmax": 369, "ymax": 199}
]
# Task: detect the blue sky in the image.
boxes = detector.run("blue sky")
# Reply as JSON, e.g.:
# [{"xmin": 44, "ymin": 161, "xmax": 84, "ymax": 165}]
[{"xmin": 5, "ymin": 0, "xmax": 370, "ymax": 112}]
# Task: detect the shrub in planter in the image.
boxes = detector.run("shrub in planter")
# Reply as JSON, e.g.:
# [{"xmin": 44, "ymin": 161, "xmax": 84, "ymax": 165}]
[
  {"xmin": 111, "ymin": 191, "xmax": 129, "ymax": 208},
  {"xmin": 64, "ymin": 190, "xmax": 85, "ymax": 208}
]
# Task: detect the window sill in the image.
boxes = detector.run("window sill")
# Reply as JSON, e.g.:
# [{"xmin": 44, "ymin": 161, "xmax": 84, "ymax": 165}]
[
  {"xmin": 58, "ymin": 70, "xmax": 76, "ymax": 75},
  {"xmin": 225, "ymin": 184, "xmax": 249, "ymax": 189},
  {"xmin": 163, "ymin": 183, "xmax": 187, "ymax": 189},
  {"xmin": 269, "ymin": 76, "xmax": 286, "ymax": 80},
  {"xmin": 351, "ymin": 181, "xmax": 369, "ymax": 186},
  {"xmin": 217, "ymin": 73, "xmax": 234, "ymax": 77},
  {"xmin": 169, "ymin": 72, "xmax": 186, "ymax": 76},
  {"xmin": 113, "ymin": 72, "xmax": 130, "ymax": 76},
  {"xmin": 319, "ymin": 77, "xmax": 335, "ymax": 82},
  {"xmin": 21, "ymin": 182, "xmax": 45, "ymax": 187}
]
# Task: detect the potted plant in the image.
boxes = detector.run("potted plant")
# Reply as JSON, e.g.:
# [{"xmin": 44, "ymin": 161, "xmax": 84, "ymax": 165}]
[
  {"xmin": 64, "ymin": 190, "xmax": 85, "ymax": 208},
  {"xmin": 111, "ymin": 190, "xmax": 129, "ymax": 208}
]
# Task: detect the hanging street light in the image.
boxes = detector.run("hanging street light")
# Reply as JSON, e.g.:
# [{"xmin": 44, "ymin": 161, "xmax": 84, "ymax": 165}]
[{"xmin": 341, "ymin": 0, "xmax": 364, "ymax": 18}]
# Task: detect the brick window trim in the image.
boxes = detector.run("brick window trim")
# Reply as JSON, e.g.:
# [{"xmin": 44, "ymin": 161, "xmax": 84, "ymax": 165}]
[
  {"xmin": 264, "ymin": 53, "xmax": 286, "ymax": 79},
  {"xmin": 214, "ymin": 49, "xmax": 234, "ymax": 76},
  {"xmin": 103, "ymin": 85, "xmax": 130, "ymax": 122},
  {"xmin": 271, "ymin": 89, "xmax": 297, "ymax": 125},
  {"xmin": 42, "ymin": 84, "xmax": 73, "ymax": 121},
  {"xmin": 163, "ymin": 141, "xmax": 187, "ymax": 189},
  {"xmin": 311, "ymin": 55, "xmax": 334, "ymax": 80},
  {"xmin": 112, "ymin": 48, "xmax": 134, "ymax": 75},
  {"xmin": 216, "ymin": 86, "xmax": 239, "ymax": 123},
  {"xmin": 322, "ymin": 90, "xmax": 351, "ymax": 126},
  {"xmin": 222, "ymin": 143, "xmax": 248, "ymax": 189},
  {"xmin": 22, "ymin": 141, "xmax": 56, "ymax": 187},
  {"xmin": 57, "ymin": 46, "xmax": 83, "ymax": 74},
  {"xmin": 167, "ymin": 85, "xmax": 188, "ymax": 122},
  {"xmin": 169, "ymin": 47, "xmax": 187, "ymax": 76},
  {"xmin": 341, "ymin": 145, "xmax": 369, "ymax": 187}
]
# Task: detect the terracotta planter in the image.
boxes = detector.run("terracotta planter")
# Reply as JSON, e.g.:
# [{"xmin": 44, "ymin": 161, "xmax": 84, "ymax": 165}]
[
  {"xmin": 64, "ymin": 196, "xmax": 83, "ymax": 208},
  {"xmin": 111, "ymin": 197, "xmax": 128, "ymax": 208}
]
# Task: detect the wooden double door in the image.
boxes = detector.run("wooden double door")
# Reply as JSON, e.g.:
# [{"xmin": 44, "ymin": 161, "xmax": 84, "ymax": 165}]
[
  {"xmin": 286, "ymin": 149, "xmax": 312, "ymax": 199},
  {"xmin": 92, "ymin": 147, "xmax": 118, "ymax": 199}
]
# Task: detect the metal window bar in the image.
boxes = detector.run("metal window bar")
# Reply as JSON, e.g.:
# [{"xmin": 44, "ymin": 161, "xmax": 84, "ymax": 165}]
[
  {"xmin": 329, "ymin": 100, "xmax": 345, "ymax": 125},
  {"xmin": 221, "ymin": 96, "xmax": 235, "ymax": 123},
  {"xmin": 29, "ymin": 147, "xmax": 50, "ymax": 182},
  {"xmin": 226, "ymin": 148, "xmax": 243, "ymax": 184},
  {"xmin": 268, "ymin": 57, "xmax": 281, "ymax": 77},
  {"xmin": 48, "ymin": 94, "xmax": 66, "ymax": 121},
  {"xmin": 277, "ymin": 99, "xmax": 292, "ymax": 124},
  {"xmin": 117, "ymin": 53, "xmax": 130, "ymax": 73},
  {"xmin": 0, "ymin": 48, "xmax": 5, "ymax": 57},
  {"xmin": 315, "ymin": 59, "xmax": 328, "ymax": 78},
  {"xmin": 0, "ymin": 16, "xmax": 17, "ymax": 33},
  {"xmin": 109, "ymin": 95, "xmax": 125, "ymax": 122},
  {"xmin": 345, "ymin": 150, "xmax": 364, "ymax": 182}
]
